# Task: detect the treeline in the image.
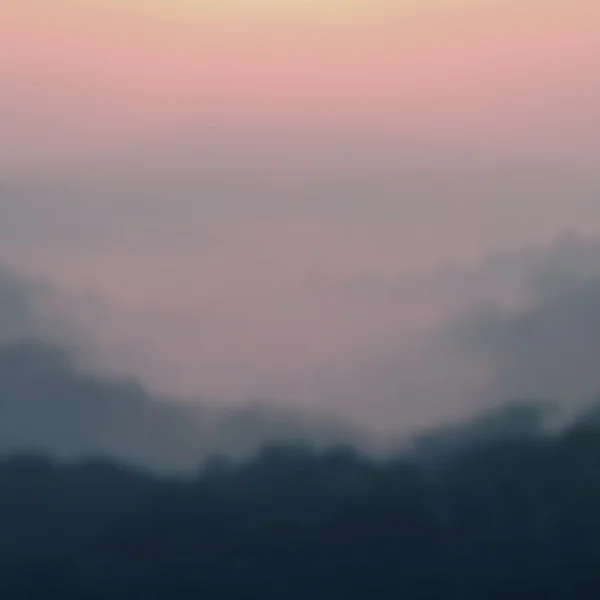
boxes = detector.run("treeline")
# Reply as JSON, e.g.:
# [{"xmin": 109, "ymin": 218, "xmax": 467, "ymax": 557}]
[{"xmin": 1, "ymin": 409, "xmax": 600, "ymax": 599}]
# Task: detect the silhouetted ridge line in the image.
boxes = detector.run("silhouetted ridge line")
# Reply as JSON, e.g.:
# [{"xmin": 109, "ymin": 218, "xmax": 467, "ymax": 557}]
[{"xmin": 1, "ymin": 419, "xmax": 600, "ymax": 598}]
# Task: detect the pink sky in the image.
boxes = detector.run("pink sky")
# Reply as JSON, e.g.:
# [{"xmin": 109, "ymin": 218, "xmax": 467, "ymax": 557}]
[
  {"xmin": 1, "ymin": 1, "xmax": 599, "ymax": 425},
  {"xmin": 2, "ymin": 1, "xmax": 599, "ymax": 168}
]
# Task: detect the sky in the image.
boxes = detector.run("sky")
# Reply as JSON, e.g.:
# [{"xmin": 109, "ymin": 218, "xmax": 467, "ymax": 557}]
[{"xmin": 1, "ymin": 0, "xmax": 599, "ymax": 431}]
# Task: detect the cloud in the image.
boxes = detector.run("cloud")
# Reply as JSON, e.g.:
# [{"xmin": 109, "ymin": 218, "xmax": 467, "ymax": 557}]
[
  {"xmin": 0, "ymin": 266, "xmax": 41, "ymax": 341},
  {"xmin": 295, "ymin": 234, "xmax": 600, "ymax": 433},
  {"xmin": 4, "ymin": 234, "xmax": 600, "ymax": 470},
  {"xmin": 0, "ymin": 265, "xmax": 369, "ymax": 472},
  {"xmin": 2, "ymin": 155, "xmax": 599, "ymax": 404},
  {"xmin": 0, "ymin": 265, "xmax": 79, "ymax": 344},
  {"xmin": 453, "ymin": 235, "xmax": 600, "ymax": 409}
]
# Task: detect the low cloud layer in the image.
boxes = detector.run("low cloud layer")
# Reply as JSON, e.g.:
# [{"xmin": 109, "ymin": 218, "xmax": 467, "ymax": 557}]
[
  {"xmin": 3, "ymin": 234, "xmax": 600, "ymax": 468},
  {"xmin": 453, "ymin": 236, "xmax": 600, "ymax": 410},
  {"xmin": 275, "ymin": 235, "xmax": 600, "ymax": 432},
  {"xmin": 3, "ymin": 155, "xmax": 599, "ymax": 409},
  {"xmin": 0, "ymin": 266, "xmax": 371, "ymax": 471}
]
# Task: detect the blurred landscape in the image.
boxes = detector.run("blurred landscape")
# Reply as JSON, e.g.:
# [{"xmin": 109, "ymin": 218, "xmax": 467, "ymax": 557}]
[
  {"xmin": 2, "ymin": 0, "xmax": 600, "ymax": 597},
  {"xmin": 3, "ymin": 248, "xmax": 600, "ymax": 597}
]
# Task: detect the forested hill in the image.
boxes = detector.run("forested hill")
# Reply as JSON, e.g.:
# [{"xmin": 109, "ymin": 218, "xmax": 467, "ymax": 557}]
[{"xmin": 1, "ymin": 412, "xmax": 600, "ymax": 599}]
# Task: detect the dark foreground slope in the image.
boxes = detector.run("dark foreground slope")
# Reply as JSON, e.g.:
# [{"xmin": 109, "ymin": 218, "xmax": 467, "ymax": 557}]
[{"xmin": 0, "ymin": 416, "xmax": 600, "ymax": 599}]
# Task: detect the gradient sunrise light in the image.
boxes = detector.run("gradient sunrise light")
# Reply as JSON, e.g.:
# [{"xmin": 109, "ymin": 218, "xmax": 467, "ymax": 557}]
[
  {"xmin": 11, "ymin": 0, "xmax": 508, "ymax": 22},
  {"xmin": 4, "ymin": 0, "xmax": 597, "ymax": 149},
  {"xmin": 1, "ymin": 0, "xmax": 599, "ymax": 411}
]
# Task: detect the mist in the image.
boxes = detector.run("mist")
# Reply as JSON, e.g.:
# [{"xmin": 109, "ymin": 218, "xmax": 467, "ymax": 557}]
[
  {"xmin": 3, "ymin": 233, "xmax": 600, "ymax": 470},
  {"xmin": 0, "ymin": 265, "xmax": 375, "ymax": 472},
  {"xmin": 4, "ymin": 2, "xmax": 600, "ymax": 597}
]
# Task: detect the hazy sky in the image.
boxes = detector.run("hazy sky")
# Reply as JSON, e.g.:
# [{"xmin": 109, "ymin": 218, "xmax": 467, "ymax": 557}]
[{"xmin": 1, "ymin": 1, "xmax": 599, "ymax": 427}]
